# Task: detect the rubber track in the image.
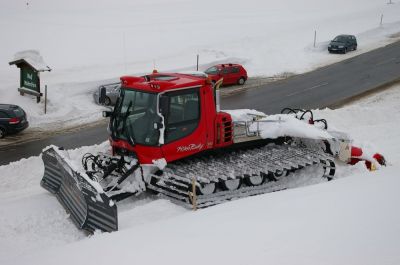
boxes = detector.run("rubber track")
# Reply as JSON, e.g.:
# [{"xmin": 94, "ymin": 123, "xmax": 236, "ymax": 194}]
[{"xmin": 147, "ymin": 144, "xmax": 335, "ymax": 208}]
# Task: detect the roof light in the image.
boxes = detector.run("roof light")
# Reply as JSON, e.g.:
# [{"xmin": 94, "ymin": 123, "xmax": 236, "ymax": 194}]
[{"xmin": 150, "ymin": 83, "xmax": 160, "ymax": 89}]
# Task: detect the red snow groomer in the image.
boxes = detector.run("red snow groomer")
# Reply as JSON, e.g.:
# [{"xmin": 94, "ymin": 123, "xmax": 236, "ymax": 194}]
[{"xmin": 40, "ymin": 72, "xmax": 385, "ymax": 233}]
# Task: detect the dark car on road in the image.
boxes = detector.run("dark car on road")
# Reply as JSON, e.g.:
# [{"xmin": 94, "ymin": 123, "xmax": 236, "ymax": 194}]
[
  {"xmin": 205, "ymin": 63, "xmax": 248, "ymax": 86},
  {"xmin": 0, "ymin": 104, "xmax": 29, "ymax": 138},
  {"xmin": 328, "ymin": 35, "xmax": 357, "ymax": 54}
]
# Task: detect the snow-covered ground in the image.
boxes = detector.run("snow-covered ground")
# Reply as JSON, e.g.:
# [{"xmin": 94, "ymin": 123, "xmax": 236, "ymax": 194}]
[
  {"xmin": 0, "ymin": 82, "xmax": 399, "ymax": 265},
  {"xmin": 1, "ymin": 0, "xmax": 400, "ymax": 131}
]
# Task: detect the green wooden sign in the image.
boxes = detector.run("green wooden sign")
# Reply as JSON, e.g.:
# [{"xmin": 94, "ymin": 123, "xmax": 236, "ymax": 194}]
[
  {"xmin": 20, "ymin": 65, "xmax": 40, "ymax": 93},
  {"xmin": 9, "ymin": 56, "xmax": 51, "ymax": 103}
]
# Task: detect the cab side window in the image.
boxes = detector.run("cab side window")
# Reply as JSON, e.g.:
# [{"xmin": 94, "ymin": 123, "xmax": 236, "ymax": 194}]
[{"xmin": 165, "ymin": 88, "xmax": 200, "ymax": 143}]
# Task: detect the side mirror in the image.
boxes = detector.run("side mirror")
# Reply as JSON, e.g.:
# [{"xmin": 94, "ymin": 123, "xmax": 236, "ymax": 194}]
[
  {"xmin": 159, "ymin": 95, "xmax": 169, "ymax": 117},
  {"xmin": 103, "ymin": 110, "xmax": 112, "ymax": 118},
  {"xmin": 99, "ymin": 86, "xmax": 107, "ymax": 104}
]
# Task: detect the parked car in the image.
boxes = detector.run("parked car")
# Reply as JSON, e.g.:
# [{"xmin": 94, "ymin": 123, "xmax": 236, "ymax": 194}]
[
  {"xmin": 204, "ymin": 64, "xmax": 248, "ymax": 86},
  {"xmin": 93, "ymin": 82, "xmax": 121, "ymax": 106},
  {"xmin": 0, "ymin": 104, "xmax": 29, "ymax": 138},
  {"xmin": 328, "ymin": 35, "xmax": 357, "ymax": 54}
]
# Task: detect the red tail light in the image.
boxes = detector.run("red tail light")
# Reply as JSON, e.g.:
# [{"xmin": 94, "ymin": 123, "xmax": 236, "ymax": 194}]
[{"xmin": 9, "ymin": 117, "xmax": 20, "ymax": 124}]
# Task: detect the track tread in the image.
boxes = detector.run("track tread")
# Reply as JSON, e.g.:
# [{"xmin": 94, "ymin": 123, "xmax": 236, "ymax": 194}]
[{"xmin": 148, "ymin": 144, "xmax": 335, "ymax": 208}]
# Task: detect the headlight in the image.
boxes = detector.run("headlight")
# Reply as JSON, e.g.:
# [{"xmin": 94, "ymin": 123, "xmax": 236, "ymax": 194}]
[{"xmin": 338, "ymin": 45, "xmax": 344, "ymax": 48}]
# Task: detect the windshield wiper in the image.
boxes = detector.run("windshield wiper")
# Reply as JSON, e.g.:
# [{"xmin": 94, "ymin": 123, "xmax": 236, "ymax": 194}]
[
  {"xmin": 121, "ymin": 101, "xmax": 136, "ymax": 146},
  {"xmin": 110, "ymin": 95, "xmax": 123, "ymax": 140}
]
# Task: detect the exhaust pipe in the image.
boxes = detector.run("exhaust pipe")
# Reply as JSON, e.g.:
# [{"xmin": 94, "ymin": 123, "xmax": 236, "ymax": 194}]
[{"xmin": 214, "ymin": 78, "xmax": 224, "ymax": 112}]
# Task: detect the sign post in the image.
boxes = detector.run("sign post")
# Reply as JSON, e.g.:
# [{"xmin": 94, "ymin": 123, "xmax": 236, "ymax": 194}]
[{"xmin": 45, "ymin": 85, "xmax": 48, "ymax": 114}]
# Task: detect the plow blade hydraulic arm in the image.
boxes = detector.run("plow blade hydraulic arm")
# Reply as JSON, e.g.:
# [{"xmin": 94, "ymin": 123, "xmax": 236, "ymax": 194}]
[{"xmin": 41, "ymin": 147, "xmax": 118, "ymax": 233}]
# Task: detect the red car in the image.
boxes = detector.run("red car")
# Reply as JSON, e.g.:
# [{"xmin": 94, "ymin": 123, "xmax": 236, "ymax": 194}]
[{"xmin": 204, "ymin": 64, "xmax": 248, "ymax": 86}]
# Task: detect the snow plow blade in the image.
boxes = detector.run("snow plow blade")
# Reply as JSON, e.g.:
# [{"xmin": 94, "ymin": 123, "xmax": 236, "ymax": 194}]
[{"xmin": 41, "ymin": 147, "xmax": 118, "ymax": 233}]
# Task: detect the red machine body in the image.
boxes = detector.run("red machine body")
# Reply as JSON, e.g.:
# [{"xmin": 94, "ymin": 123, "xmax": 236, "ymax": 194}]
[
  {"xmin": 110, "ymin": 73, "xmax": 233, "ymax": 164},
  {"xmin": 109, "ymin": 72, "xmax": 385, "ymax": 169}
]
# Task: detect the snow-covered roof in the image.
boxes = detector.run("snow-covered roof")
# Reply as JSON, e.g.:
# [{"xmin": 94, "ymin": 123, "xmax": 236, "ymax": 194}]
[{"xmin": 9, "ymin": 50, "xmax": 51, "ymax": 72}]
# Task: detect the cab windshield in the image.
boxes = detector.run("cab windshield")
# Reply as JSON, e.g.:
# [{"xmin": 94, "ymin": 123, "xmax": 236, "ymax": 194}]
[{"xmin": 112, "ymin": 88, "xmax": 160, "ymax": 146}]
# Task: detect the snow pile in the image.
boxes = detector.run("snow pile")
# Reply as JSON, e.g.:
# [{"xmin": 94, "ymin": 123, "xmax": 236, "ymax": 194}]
[
  {"xmin": 12, "ymin": 50, "xmax": 51, "ymax": 72},
  {"xmin": 8, "ymin": 168, "xmax": 400, "ymax": 265},
  {"xmin": 225, "ymin": 108, "xmax": 267, "ymax": 121},
  {"xmin": 0, "ymin": 83, "xmax": 399, "ymax": 264},
  {"xmin": 152, "ymin": 158, "xmax": 167, "ymax": 170},
  {"xmin": 253, "ymin": 114, "xmax": 333, "ymax": 139},
  {"xmin": 226, "ymin": 109, "xmax": 333, "ymax": 139},
  {"xmin": 1, "ymin": 0, "xmax": 400, "ymax": 131}
]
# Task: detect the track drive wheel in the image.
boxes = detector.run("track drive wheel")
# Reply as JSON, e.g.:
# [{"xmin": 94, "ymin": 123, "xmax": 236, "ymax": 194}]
[
  {"xmin": 265, "ymin": 170, "xmax": 286, "ymax": 182},
  {"xmin": 197, "ymin": 183, "xmax": 217, "ymax": 195},
  {"xmin": 244, "ymin": 174, "xmax": 264, "ymax": 186},
  {"xmin": 221, "ymin": 178, "xmax": 241, "ymax": 191}
]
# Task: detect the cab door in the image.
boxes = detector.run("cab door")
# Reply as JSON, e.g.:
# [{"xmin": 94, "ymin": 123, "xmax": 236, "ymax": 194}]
[{"xmin": 160, "ymin": 86, "xmax": 208, "ymax": 162}]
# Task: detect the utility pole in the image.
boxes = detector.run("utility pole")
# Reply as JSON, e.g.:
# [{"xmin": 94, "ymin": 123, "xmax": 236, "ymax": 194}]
[
  {"xmin": 123, "ymin": 32, "xmax": 127, "ymax": 74},
  {"xmin": 44, "ymin": 85, "xmax": 47, "ymax": 114},
  {"xmin": 313, "ymin": 30, "xmax": 317, "ymax": 48}
]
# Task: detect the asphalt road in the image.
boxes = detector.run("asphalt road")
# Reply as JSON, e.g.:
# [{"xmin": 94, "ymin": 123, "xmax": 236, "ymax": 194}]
[
  {"xmin": 0, "ymin": 125, "xmax": 109, "ymax": 165},
  {"xmin": 1, "ymin": 41, "xmax": 400, "ymax": 165},
  {"xmin": 221, "ymin": 41, "xmax": 400, "ymax": 112}
]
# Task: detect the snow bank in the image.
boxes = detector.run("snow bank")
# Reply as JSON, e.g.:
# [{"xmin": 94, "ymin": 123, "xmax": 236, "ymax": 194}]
[{"xmin": 6, "ymin": 166, "xmax": 400, "ymax": 265}]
